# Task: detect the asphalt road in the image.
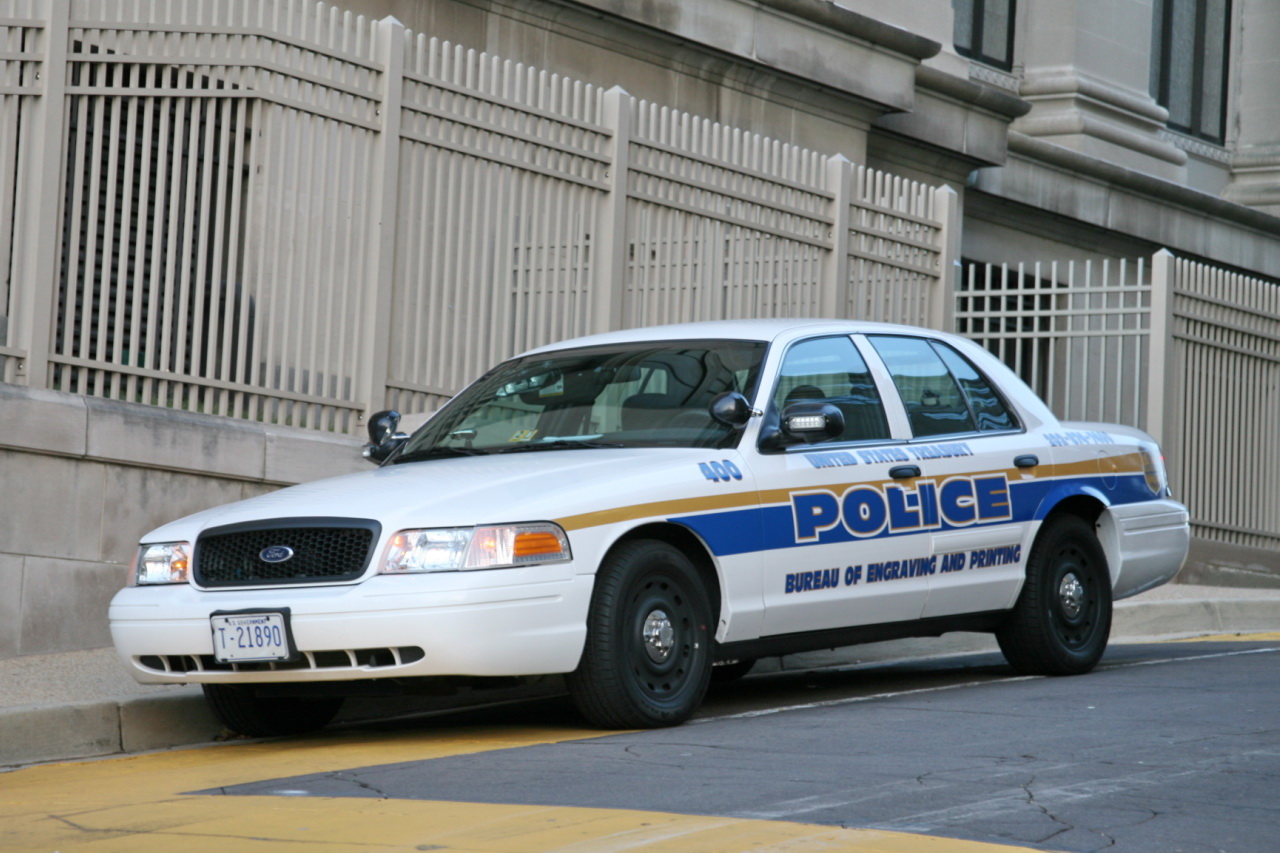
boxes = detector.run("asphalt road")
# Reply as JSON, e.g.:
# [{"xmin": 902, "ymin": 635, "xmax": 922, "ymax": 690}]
[{"xmin": 3, "ymin": 636, "xmax": 1278, "ymax": 852}]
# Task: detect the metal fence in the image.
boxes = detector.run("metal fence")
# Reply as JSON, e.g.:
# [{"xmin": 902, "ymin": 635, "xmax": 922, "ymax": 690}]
[
  {"xmin": 1155, "ymin": 252, "xmax": 1280, "ymax": 552},
  {"xmin": 959, "ymin": 250, "xmax": 1280, "ymax": 552},
  {"xmin": 955, "ymin": 257, "xmax": 1152, "ymax": 430},
  {"xmin": 0, "ymin": 0, "xmax": 956, "ymax": 427}
]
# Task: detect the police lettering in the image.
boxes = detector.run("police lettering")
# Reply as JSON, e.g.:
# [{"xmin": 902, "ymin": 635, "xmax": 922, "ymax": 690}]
[
  {"xmin": 857, "ymin": 447, "xmax": 912, "ymax": 464},
  {"xmin": 907, "ymin": 442, "xmax": 974, "ymax": 461},
  {"xmin": 968, "ymin": 545, "xmax": 1022, "ymax": 568},
  {"xmin": 785, "ymin": 567, "xmax": 842, "ymax": 594},
  {"xmin": 785, "ymin": 565, "xmax": 864, "ymax": 593},
  {"xmin": 806, "ymin": 450, "xmax": 860, "ymax": 469},
  {"xmin": 866, "ymin": 556, "xmax": 937, "ymax": 582},
  {"xmin": 699, "ymin": 460, "xmax": 743, "ymax": 482},
  {"xmin": 1044, "ymin": 430, "xmax": 1110, "ymax": 447},
  {"xmin": 792, "ymin": 474, "xmax": 1013, "ymax": 542}
]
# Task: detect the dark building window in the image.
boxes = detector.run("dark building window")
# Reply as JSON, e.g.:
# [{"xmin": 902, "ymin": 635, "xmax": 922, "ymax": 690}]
[
  {"xmin": 953, "ymin": 0, "xmax": 1015, "ymax": 71},
  {"xmin": 1150, "ymin": 0, "xmax": 1231, "ymax": 144}
]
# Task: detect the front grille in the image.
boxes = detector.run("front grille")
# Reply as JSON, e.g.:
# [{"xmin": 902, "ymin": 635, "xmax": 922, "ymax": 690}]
[
  {"xmin": 194, "ymin": 517, "xmax": 380, "ymax": 587},
  {"xmin": 138, "ymin": 646, "xmax": 426, "ymax": 674}
]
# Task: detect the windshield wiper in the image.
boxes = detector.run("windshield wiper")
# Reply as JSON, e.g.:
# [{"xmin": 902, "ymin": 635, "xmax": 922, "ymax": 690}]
[
  {"xmin": 390, "ymin": 446, "xmax": 491, "ymax": 464},
  {"xmin": 498, "ymin": 439, "xmax": 625, "ymax": 454}
]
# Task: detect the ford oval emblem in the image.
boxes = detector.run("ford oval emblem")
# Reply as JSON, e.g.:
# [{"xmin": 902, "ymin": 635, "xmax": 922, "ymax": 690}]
[{"xmin": 259, "ymin": 545, "xmax": 295, "ymax": 563}]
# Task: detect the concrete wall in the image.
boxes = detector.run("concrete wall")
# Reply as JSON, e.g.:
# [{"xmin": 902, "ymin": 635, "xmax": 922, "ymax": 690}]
[
  {"xmin": 338, "ymin": 0, "xmax": 944, "ymax": 166},
  {"xmin": 0, "ymin": 384, "xmax": 367, "ymax": 660}
]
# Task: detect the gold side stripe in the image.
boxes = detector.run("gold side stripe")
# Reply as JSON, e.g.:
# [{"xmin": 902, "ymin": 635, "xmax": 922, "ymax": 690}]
[{"xmin": 557, "ymin": 457, "xmax": 1148, "ymax": 533}]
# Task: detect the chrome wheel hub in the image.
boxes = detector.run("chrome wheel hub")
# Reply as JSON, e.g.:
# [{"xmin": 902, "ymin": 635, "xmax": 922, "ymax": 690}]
[
  {"xmin": 642, "ymin": 609, "xmax": 675, "ymax": 662},
  {"xmin": 1059, "ymin": 573, "xmax": 1085, "ymax": 620}
]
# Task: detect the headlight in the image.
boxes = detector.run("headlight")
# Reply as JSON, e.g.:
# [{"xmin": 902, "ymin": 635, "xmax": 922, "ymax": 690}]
[
  {"xmin": 379, "ymin": 523, "xmax": 571, "ymax": 573},
  {"xmin": 132, "ymin": 542, "xmax": 192, "ymax": 585}
]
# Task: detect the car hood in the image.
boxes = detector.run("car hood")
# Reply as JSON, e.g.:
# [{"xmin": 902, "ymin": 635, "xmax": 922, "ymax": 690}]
[{"xmin": 142, "ymin": 447, "xmax": 723, "ymax": 542}]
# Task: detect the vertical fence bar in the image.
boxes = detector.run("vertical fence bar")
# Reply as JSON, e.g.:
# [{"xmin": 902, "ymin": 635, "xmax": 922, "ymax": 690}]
[
  {"xmin": 931, "ymin": 184, "xmax": 960, "ymax": 332},
  {"xmin": 10, "ymin": 0, "xmax": 67, "ymax": 389},
  {"xmin": 357, "ymin": 15, "xmax": 404, "ymax": 424},
  {"xmin": 820, "ymin": 154, "xmax": 850, "ymax": 319},
  {"xmin": 594, "ymin": 85, "xmax": 630, "ymax": 333},
  {"xmin": 1146, "ymin": 249, "xmax": 1176, "ymax": 449}
]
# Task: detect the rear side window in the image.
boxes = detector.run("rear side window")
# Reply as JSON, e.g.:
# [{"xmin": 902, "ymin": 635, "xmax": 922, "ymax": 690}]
[
  {"xmin": 932, "ymin": 343, "xmax": 1016, "ymax": 431},
  {"xmin": 772, "ymin": 336, "xmax": 890, "ymax": 443},
  {"xmin": 869, "ymin": 335, "xmax": 1017, "ymax": 437}
]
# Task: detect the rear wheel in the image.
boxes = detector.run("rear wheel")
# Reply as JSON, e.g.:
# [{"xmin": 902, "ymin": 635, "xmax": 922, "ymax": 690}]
[
  {"xmin": 567, "ymin": 540, "xmax": 713, "ymax": 728},
  {"xmin": 202, "ymin": 684, "xmax": 345, "ymax": 737},
  {"xmin": 996, "ymin": 514, "xmax": 1112, "ymax": 675}
]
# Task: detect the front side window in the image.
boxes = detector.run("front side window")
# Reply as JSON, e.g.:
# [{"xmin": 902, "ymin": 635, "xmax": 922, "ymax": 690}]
[
  {"xmin": 953, "ymin": 0, "xmax": 1016, "ymax": 71},
  {"xmin": 869, "ymin": 336, "xmax": 1017, "ymax": 438},
  {"xmin": 771, "ymin": 336, "xmax": 890, "ymax": 445},
  {"xmin": 1150, "ymin": 0, "xmax": 1231, "ymax": 144},
  {"xmin": 392, "ymin": 340, "xmax": 766, "ymax": 461}
]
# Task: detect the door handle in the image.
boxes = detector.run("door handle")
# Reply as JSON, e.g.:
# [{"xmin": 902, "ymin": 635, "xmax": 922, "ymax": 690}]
[
  {"xmin": 1014, "ymin": 454, "xmax": 1039, "ymax": 469},
  {"xmin": 889, "ymin": 465, "xmax": 921, "ymax": 479}
]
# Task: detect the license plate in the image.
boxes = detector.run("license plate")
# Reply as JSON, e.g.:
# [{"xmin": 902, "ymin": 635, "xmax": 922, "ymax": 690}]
[{"xmin": 210, "ymin": 610, "xmax": 295, "ymax": 663}]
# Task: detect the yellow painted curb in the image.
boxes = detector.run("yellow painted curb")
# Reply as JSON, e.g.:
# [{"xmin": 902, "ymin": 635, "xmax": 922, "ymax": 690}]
[{"xmin": 0, "ymin": 724, "xmax": 1052, "ymax": 852}]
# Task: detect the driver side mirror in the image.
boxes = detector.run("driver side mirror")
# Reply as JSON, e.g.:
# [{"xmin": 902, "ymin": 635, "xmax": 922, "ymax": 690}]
[
  {"xmin": 710, "ymin": 391, "xmax": 756, "ymax": 427},
  {"xmin": 363, "ymin": 410, "xmax": 407, "ymax": 463}
]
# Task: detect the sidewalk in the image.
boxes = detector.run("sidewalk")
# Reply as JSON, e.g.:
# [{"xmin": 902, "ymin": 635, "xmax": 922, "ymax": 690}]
[{"xmin": 3, "ymin": 583, "xmax": 1278, "ymax": 768}]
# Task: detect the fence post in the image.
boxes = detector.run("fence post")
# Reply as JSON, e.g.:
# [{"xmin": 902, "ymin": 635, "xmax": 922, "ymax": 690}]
[
  {"xmin": 9, "ymin": 0, "xmax": 68, "ymax": 388},
  {"xmin": 358, "ymin": 15, "xmax": 406, "ymax": 429},
  {"xmin": 593, "ymin": 86, "xmax": 631, "ymax": 333},
  {"xmin": 931, "ymin": 184, "xmax": 961, "ymax": 333},
  {"xmin": 1146, "ymin": 249, "xmax": 1178, "ymax": 449},
  {"xmin": 820, "ymin": 155, "xmax": 852, "ymax": 318}
]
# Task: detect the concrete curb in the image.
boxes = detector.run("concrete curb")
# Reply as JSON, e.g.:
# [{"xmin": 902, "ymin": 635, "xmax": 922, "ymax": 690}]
[
  {"xmin": 0, "ymin": 690, "xmax": 218, "ymax": 768},
  {"xmin": 1112, "ymin": 597, "xmax": 1280, "ymax": 638},
  {"xmin": 3, "ymin": 590, "xmax": 1278, "ymax": 768}
]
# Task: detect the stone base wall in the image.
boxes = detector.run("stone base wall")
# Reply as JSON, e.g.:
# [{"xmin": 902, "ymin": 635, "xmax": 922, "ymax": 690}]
[
  {"xmin": 0, "ymin": 384, "xmax": 368, "ymax": 660},
  {"xmin": 1179, "ymin": 539, "xmax": 1280, "ymax": 590}
]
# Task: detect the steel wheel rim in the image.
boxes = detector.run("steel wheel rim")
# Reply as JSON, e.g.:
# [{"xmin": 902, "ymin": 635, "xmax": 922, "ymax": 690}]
[
  {"xmin": 1051, "ymin": 546, "xmax": 1099, "ymax": 650},
  {"xmin": 627, "ymin": 575, "xmax": 694, "ymax": 701}
]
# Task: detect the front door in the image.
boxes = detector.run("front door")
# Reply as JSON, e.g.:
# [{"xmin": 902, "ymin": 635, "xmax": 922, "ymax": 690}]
[{"xmin": 745, "ymin": 335, "xmax": 934, "ymax": 637}]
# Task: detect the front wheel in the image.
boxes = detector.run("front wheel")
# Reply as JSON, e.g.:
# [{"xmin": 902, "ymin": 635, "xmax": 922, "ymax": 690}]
[
  {"xmin": 566, "ymin": 540, "xmax": 713, "ymax": 728},
  {"xmin": 996, "ymin": 514, "xmax": 1112, "ymax": 676},
  {"xmin": 203, "ymin": 684, "xmax": 345, "ymax": 737}
]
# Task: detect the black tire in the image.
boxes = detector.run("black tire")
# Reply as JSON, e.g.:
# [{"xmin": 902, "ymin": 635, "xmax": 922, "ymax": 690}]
[
  {"xmin": 711, "ymin": 657, "xmax": 756, "ymax": 684},
  {"xmin": 566, "ymin": 540, "xmax": 713, "ymax": 728},
  {"xmin": 996, "ymin": 514, "xmax": 1112, "ymax": 676},
  {"xmin": 202, "ymin": 684, "xmax": 344, "ymax": 737}
]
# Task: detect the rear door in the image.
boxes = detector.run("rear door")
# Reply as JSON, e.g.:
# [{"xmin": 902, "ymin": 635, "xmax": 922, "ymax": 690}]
[{"xmin": 863, "ymin": 334, "xmax": 1039, "ymax": 618}]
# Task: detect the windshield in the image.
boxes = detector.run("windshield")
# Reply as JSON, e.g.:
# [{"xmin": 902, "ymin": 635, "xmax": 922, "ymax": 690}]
[{"xmin": 391, "ymin": 339, "xmax": 767, "ymax": 461}]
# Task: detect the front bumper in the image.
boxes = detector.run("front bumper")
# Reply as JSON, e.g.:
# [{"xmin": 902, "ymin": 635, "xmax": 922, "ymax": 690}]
[{"xmin": 108, "ymin": 565, "xmax": 594, "ymax": 684}]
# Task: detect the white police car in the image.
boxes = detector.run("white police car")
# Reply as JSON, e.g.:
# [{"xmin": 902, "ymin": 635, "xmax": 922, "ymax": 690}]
[{"xmin": 109, "ymin": 319, "xmax": 1189, "ymax": 736}]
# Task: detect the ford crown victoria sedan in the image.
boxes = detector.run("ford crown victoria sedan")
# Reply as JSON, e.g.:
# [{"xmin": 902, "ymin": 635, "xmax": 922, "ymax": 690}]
[{"xmin": 109, "ymin": 319, "xmax": 1190, "ymax": 736}]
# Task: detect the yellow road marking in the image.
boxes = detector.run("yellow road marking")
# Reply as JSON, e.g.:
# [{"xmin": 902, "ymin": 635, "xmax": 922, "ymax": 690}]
[
  {"xmin": 1163, "ymin": 631, "xmax": 1280, "ymax": 643},
  {"xmin": 0, "ymin": 724, "xmax": 1054, "ymax": 852}
]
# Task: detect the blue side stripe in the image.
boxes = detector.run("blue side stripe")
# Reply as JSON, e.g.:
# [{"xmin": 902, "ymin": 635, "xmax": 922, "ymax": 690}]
[{"xmin": 672, "ymin": 474, "xmax": 1154, "ymax": 558}]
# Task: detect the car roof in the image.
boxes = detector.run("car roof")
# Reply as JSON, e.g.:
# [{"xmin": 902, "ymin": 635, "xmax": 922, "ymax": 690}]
[{"xmin": 520, "ymin": 318, "xmax": 959, "ymax": 355}]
